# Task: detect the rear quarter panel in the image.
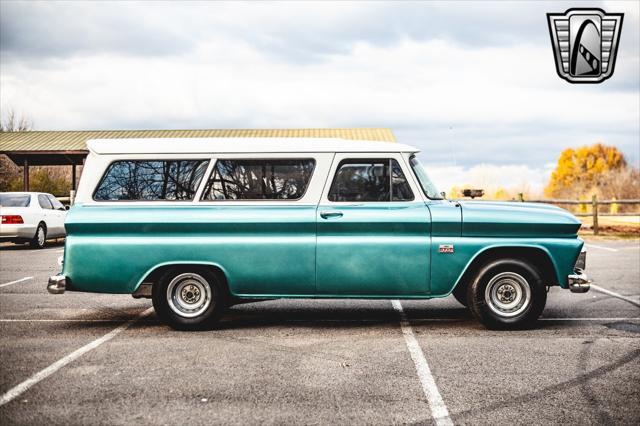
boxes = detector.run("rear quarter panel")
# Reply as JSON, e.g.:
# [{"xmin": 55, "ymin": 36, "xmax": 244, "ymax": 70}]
[{"xmin": 63, "ymin": 204, "xmax": 317, "ymax": 295}]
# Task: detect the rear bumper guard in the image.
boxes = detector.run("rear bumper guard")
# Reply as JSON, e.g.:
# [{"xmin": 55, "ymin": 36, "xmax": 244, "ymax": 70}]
[{"xmin": 47, "ymin": 275, "xmax": 66, "ymax": 294}]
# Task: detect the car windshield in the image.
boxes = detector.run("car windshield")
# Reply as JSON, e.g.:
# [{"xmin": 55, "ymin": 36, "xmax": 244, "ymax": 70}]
[
  {"xmin": 409, "ymin": 156, "xmax": 443, "ymax": 200},
  {"xmin": 0, "ymin": 194, "xmax": 31, "ymax": 207}
]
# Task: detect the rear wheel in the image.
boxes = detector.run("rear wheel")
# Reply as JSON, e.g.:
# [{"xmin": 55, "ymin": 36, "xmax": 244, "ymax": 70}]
[
  {"xmin": 467, "ymin": 258, "xmax": 546, "ymax": 330},
  {"xmin": 152, "ymin": 268, "xmax": 225, "ymax": 330},
  {"xmin": 30, "ymin": 224, "xmax": 46, "ymax": 249}
]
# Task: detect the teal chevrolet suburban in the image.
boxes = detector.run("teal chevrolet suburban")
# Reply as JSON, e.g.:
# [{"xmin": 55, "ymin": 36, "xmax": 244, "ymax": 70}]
[{"xmin": 47, "ymin": 137, "xmax": 589, "ymax": 330}]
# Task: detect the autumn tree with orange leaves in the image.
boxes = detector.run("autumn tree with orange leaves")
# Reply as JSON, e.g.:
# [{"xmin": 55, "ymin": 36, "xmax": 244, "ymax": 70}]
[{"xmin": 545, "ymin": 143, "xmax": 639, "ymax": 199}]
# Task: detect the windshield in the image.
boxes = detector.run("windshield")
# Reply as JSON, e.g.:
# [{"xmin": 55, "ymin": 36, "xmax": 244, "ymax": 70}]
[
  {"xmin": 0, "ymin": 194, "xmax": 31, "ymax": 207},
  {"xmin": 409, "ymin": 156, "xmax": 442, "ymax": 199}
]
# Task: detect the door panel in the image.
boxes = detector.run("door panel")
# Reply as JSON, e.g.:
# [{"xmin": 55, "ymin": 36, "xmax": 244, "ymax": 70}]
[
  {"xmin": 316, "ymin": 203, "xmax": 431, "ymax": 295},
  {"xmin": 37, "ymin": 194, "xmax": 53, "ymax": 234},
  {"xmin": 46, "ymin": 195, "xmax": 66, "ymax": 236},
  {"xmin": 316, "ymin": 154, "xmax": 431, "ymax": 296}
]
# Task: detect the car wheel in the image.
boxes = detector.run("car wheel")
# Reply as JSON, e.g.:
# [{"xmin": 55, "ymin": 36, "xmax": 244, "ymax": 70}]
[
  {"xmin": 467, "ymin": 258, "xmax": 546, "ymax": 330},
  {"xmin": 152, "ymin": 268, "xmax": 225, "ymax": 331},
  {"xmin": 452, "ymin": 283, "xmax": 468, "ymax": 307},
  {"xmin": 30, "ymin": 224, "xmax": 47, "ymax": 249}
]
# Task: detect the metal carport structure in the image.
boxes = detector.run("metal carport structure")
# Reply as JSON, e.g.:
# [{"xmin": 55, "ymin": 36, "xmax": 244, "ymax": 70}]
[{"xmin": 0, "ymin": 128, "xmax": 396, "ymax": 192}]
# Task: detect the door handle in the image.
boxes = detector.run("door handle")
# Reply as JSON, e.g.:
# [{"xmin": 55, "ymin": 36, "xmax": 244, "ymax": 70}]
[{"xmin": 320, "ymin": 211, "xmax": 343, "ymax": 219}]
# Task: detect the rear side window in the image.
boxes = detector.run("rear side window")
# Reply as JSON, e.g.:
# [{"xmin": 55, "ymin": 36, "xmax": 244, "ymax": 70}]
[
  {"xmin": 328, "ymin": 159, "xmax": 414, "ymax": 202},
  {"xmin": 38, "ymin": 194, "xmax": 53, "ymax": 209},
  {"xmin": 201, "ymin": 159, "xmax": 315, "ymax": 200},
  {"xmin": 47, "ymin": 195, "xmax": 65, "ymax": 211},
  {"xmin": 0, "ymin": 194, "xmax": 30, "ymax": 207},
  {"xmin": 94, "ymin": 160, "xmax": 209, "ymax": 201}
]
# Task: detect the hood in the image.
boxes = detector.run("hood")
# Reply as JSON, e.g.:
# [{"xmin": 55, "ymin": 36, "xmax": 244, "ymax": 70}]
[{"xmin": 460, "ymin": 201, "xmax": 581, "ymax": 238}]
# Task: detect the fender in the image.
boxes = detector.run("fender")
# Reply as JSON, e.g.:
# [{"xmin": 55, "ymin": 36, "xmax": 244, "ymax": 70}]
[
  {"xmin": 430, "ymin": 238, "xmax": 583, "ymax": 296},
  {"xmin": 134, "ymin": 261, "xmax": 231, "ymax": 294}
]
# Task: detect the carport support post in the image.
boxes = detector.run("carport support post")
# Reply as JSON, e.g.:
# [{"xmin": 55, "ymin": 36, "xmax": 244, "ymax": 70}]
[
  {"xmin": 22, "ymin": 158, "xmax": 29, "ymax": 191},
  {"xmin": 592, "ymin": 194, "xmax": 599, "ymax": 235},
  {"xmin": 72, "ymin": 164, "xmax": 77, "ymax": 190}
]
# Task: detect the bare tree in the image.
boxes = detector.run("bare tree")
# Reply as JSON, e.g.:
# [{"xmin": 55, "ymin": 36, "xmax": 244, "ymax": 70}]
[
  {"xmin": 0, "ymin": 109, "xmax": 32, "ymax": 132},
  {"xmin": 0, "ymin": 109, "xmax": 33, "ymax": 190}
]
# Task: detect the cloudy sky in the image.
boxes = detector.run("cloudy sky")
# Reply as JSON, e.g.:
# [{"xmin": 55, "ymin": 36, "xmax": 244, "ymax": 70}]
[{"xmin": 1, "ymin": 0, "xmax": 638, "ymax": 193}]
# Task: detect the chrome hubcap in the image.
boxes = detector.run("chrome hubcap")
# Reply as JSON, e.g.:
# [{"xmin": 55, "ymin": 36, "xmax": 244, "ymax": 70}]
[
  {"xmin": 485, "ymin": 272, "xmax": 531, "ymax": 318},
  {"xmin": 37, "ymin": 228, "xmax": 45, "ymax": 245},
  {"xmin": 166, "ymin": 273, "xmax": 212, "ymax": 318}
]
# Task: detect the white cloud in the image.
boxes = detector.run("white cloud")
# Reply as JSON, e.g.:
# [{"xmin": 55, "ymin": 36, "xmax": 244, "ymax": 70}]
[{"xmin": 1, "ymin": 1, "xmax": 638, "ymax": 173}]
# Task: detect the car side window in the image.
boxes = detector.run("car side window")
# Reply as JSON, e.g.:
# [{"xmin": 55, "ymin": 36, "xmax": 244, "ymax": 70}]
[
  {"xmin": 47, "ymin": 195, "xmax": 65, "ymax": 211},
  {"xmin": 38, "ymin": 194, "xmax": 53, "ymax": 209},
  {"xmin": 201, "ymin": 159, "xmax": 316, "ymax": 200},
  {"xmin": 93, "ymin": 160, "xmax": 210, "ymax": 201},
  {"xmin": 328, "ymin": 159, "xmax": 414, "ymax": 202}
]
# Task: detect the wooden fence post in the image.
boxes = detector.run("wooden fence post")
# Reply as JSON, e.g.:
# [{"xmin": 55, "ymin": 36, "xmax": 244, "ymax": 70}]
[{"xmin": 592, "ymin": 194, "xmax": 599, "ymax": 235}]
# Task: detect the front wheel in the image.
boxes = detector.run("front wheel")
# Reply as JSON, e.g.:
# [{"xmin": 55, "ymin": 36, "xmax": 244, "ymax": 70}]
[
  {"xmin": 152, "ymin": 268, "xmax": 225, "ymax": 330},
  {"xmin": 467, "ymin": 258, "xmax": 546, "ymax": 330}
]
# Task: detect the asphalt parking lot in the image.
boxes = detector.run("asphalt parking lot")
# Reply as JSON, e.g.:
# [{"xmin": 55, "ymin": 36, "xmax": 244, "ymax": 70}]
[{"xmin": 1, "ymin": 238, "xmax": 639, "ymax": 425}]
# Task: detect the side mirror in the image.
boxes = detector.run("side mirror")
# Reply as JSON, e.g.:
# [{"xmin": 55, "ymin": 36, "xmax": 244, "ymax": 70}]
[
  {"xmin": 440, "ymin": 191, "xmax": 447, "ymax": 199},
  {"xmin": 64, "ymin": 205, "xmax": 70, "ymax": 211},
  {"xmin": 462, "ymin": 189, "xmax": 485, "ymax": 199}
]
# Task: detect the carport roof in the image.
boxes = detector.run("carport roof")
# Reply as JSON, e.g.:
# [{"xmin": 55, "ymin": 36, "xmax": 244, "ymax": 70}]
[{"xmin": 0, "ymin": 128, "xmax": 396, "ymax": 153}]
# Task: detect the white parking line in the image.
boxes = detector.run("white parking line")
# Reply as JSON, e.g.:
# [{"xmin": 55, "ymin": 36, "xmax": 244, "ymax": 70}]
[
  {"xmin": 540, "ymin": 317, "xmax": 640, "ymax": 321},
  {"xmin": 0, "ymin": 318, "xmax": 156, "ymax": 323},
  {"xmin": 0, "ymin": 307, "xmax": 153, "ymax": 407},
  {"xmin": 585, "ymin": 243, "xmax": 618, "ymax": 252},
  {"xmin": 0, "ymin": 277, "xmax": 33, "ymax": 288},
  {"xmin": 591, "ymin": 284, "xmax": 640, "ymax": 308},
  {"xmin": 392, "ymin": 300, "xmax": 453, "ymax": 426},
  {"xmin": 1, "ymin": 317, "xmax": 639, "ymax": 323}
]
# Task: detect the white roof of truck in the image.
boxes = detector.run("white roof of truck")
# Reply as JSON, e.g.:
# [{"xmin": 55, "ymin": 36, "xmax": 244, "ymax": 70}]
[{"xmin": 87, "ymin": 138, "xmax": 419, "ymax": 155}]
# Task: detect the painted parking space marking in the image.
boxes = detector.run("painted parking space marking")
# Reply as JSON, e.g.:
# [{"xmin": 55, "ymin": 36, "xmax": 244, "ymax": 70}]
[
  {"xmin": 0, "ymin": 277, "xmax": 33, "ymax": 288},
  {"xmin": 0, "ymin": 307, "xmax": 153, "ymax": 407},
  {"xmin": 0, "ymin": 318, "xmax": 156, "ymax": 323},
  {"xmin": 591, "ymin": 284, "xmax": 640, "ymax": 308},
  {"xmin": 539, "ymin": 317, "xmax": 640, "ymax": 321},
  {"xmin": 1, "ymin": 316, "xmax": 639, "ymax": 324},
  {"xmin": 392, "ymin": 300, "xmax": 453, "ymax": 426},
  {"xmin": 585, "ymin": 243, "xmax": 618, "ymax": 252}
]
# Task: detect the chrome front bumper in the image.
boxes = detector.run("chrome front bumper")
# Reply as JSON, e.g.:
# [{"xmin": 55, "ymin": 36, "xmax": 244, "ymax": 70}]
[
  {"xmin": 567, "ymin": 249, "xmax": 590, "ymax": 293},
  {"xmin": 47, "ymin": 275, "xmax": 66, "ymax": 294},
  {"xmin": 568, "ymin": 268, "xmax": 591, "ymax": 293}
]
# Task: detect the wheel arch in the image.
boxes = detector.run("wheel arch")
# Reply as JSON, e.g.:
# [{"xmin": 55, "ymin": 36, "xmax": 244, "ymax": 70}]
[
  {"xmin": 136, "ymin": 261, "xmax": 231, "ymax": 297},
  {"xmin": 451, "ymin": 245, "xmax": 559, "ymax": 296}
]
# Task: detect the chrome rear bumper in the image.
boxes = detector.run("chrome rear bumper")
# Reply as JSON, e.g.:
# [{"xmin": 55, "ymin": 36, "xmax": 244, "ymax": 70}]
[
  {"xmin": 568, "ymin": 268, "xmax": 591, "ymax": 293},
  {"xmin": 47, "ymin": 275, "xmax": 66, "ymax": 294}
]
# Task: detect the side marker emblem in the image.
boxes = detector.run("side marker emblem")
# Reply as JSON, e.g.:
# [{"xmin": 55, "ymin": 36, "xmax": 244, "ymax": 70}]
[{"xmin": 439, "ymin": 244, "xmax": 454, "ymax": 254}]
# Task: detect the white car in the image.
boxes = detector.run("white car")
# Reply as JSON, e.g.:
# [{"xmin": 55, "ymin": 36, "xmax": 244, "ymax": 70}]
[{"xmin": 0, "ymin": 192, "xmax": 67, "ymax": 248}]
